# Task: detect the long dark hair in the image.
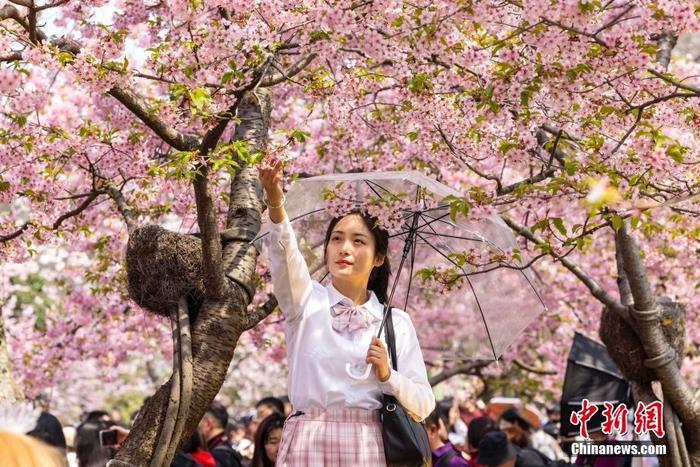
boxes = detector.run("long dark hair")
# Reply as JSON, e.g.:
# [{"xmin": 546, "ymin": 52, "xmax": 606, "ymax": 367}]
[
  {"xmin": 323, "ymin": 211, "xmax": 392, "ymax": 304},
  {"xmin": 75, "ymin": 418, "xmax": 116, "ymax": 467},
  {"xmin": 252, "ymin": 413, "xmax": 285, "ymax": 467}
]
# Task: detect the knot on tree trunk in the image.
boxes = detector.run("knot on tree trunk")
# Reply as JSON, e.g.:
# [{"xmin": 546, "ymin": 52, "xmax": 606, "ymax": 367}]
[{"xmin": 599, "ymin": 297, "xmax": 685, "ymax": 383}]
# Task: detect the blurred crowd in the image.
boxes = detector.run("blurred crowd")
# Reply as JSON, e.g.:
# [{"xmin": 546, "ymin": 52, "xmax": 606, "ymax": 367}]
[{"xmin": 1, "ymin": 394, "xmax": 661, "ymax": 467}]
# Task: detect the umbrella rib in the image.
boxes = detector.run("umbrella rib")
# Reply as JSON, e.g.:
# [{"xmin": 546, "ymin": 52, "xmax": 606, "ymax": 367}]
[
  {"xmin": 417, "ymin": 213, "xmax": 548, "ymax": 312},
  {"xmin": 251, "ymin": 207, "xmax": 327, "ymax": 242},
  {"xmin": 415, "ymin": 231, "xmax": 499, "ymax": 361},
  {"xmin": 416, "ymin": 230, "xmax": 485, "ymax": 243},
  {"xmin": 389, "ymin": 212, "xmax": 450, "ymax": 238},
  {"xmin": 390, "ymin": 211, "xmax": 462, "ymax": 238},
  {"xmin": 363, "ymin": 179, "xmax": 390, "ymax": 202}
]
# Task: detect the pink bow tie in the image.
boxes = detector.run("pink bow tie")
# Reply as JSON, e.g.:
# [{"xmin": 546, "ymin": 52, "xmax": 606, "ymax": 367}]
[{"xmin": 331, "ymin": 302, "xmax": 377, "ymax": 335}]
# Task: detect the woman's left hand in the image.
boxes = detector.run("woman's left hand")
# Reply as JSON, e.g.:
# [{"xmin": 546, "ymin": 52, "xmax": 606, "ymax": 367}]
[{"xmin": 366, "ymin": 336, "xmax": 391, "ymax": 382}]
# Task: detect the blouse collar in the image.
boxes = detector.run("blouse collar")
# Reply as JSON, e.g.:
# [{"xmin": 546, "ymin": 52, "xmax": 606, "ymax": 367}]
[{"xmin": 325, "ymin": 281, "xmax": 385, "ymax": 320}]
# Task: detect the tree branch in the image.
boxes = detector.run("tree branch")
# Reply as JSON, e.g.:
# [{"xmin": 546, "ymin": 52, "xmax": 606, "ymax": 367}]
[
  {"xmin": 108, "ymin": 86, "xmax": 198, "ymax": 151},
  {"xmin": 244, "ymin": 294, "xmax": 278, "ymax": 330},
  {"xmin": 501, "ymin": 215, "xmax": 629, "ymax": 320},
  {"xmin": 435, "ymin": 124, "xmax": 503, "ymax": 192},
  {"xmin": 52, "ymin": 191, "xmax": 101, "ymax": 229},
  {"xmin": 198, "ymin": 56, "xmax": 275, "ymax": 158},
  {"xmin": 429, "ymin": 361, "xmax": 489, "ymax": 387},
  {"xmin": 498, "ymin": 168, "xmax": 557, "ymax": 196},
  {"xmin": 614, "ymin": 232, "xmax": 634, "ymax": 306},
  {"xmin": 0, "ymin": 51, "xmax": 23, "ymax": 62},
  {"xmin": 616, "ymin": 221, "xmax": 654, "ymax": 310},
  {"xmin": 541, "ymin": 17, "xmax": 609, "ymax": 48},
  {"xmin": 260, "ymin": 53, "xmax": 318, "ymax": 87},
  {"xmin": 27, "ymin": 0, "xmax": 37, "ymax": 44},
  {"xmin": 106, "ymin": 187, "xmax": 137, "ymax": 234},
  {"xmin": 653, "ymin": 31, "xmax": 677, "ymax": 71},
  {"xmin": 193, "ymin": 165, "xmax": 224, "ymax": 299},
  {"xmin": 647, "ymin": 69, "xmax": 700, "ymax": 95},
  {"xmin": 222, "ymin": 90, "xmax": 272, "ymax": 301},
  {"xmin": 513, "ymin": 358, "xmax": 557, "ymax": 375},
  {"xmin": 0, "ymin": 222, "xmax": 31, "ymax": 242},
  {"xmin": 496, "ymin": 126, "xmax": 569, "ymax": 196}
]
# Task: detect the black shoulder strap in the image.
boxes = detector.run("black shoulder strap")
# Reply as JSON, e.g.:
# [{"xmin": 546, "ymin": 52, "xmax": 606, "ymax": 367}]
[
  {"xmin": 384, "ymin": 307, "xmax": 398, "ymax": 372},
  {"xmin": 436, "ymin": 448, "xmax": 458, "ymax": 467}
]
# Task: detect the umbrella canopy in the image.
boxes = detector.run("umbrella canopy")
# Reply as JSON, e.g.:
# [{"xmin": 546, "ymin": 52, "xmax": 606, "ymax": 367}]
[
  {"xmin": 255, "ymin": 171, "xmax": 546, "ymax": 362},
  {"xmin": 560, "ymin": 332, "xmax": 631, "ymax": 437}
]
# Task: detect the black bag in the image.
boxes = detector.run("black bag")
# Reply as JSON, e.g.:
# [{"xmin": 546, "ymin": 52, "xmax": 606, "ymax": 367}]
[{"xmin": 380, "ymin": 307, "xmax": 431, "ymax": 467}]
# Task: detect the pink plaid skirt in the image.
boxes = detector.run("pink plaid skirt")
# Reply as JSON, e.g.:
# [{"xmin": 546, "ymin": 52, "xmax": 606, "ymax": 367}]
[{"xmin": 276, "ymin": 407, "xmax": 386, "ymax": 466}]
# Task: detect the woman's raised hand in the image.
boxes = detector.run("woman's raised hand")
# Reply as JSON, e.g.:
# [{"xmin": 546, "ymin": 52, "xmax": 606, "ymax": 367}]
[
  {"xmin": 259, "ymin": 158, "xmax": 284, "ymax": 206},
  {"xmin": 259, "ymin": 158, "xmax": 286, "ymax": 223}
]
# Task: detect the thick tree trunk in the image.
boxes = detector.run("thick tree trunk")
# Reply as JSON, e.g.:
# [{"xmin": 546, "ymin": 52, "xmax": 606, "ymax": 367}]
[
  {"xmin": 0, "ymin": 314, "xmax": 23, "ymax": 402},
  {"xmin": 112, "ymin": 89, "xmax": 272, "ymax": 466},
  {"xmin": 613, "ymin": 222, "xmax": 700, "ymax": 467}
]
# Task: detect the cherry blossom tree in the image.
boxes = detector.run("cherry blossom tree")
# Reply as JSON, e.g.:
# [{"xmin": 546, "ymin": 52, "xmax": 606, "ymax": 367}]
[{"xmin": 1, "ymin": 0, "xmax": 700, "ymax": 465}]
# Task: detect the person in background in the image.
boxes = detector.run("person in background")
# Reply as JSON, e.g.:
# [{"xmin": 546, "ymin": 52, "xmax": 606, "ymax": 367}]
[
  {"xmin": 255, "ymin": 397, "xmax": 285, "ymax": 421},
  {"xmin": 227, "ymin": 420, "xmax": 247, "ymax": 450},
  {"xmin": 0, "ymin": 430, "xmax": 66, "ymax": 467},
  {"xmin": 230, "ymin": 417, "xmax": 254, "ymax": 465},
  {"xmin": 499, "ymin": 407, "xmax": 568, "ymax": 462},
  {"xmin": 278, "ymin": 396, "xmax": 293, "ymax": 417},
  {"xmin": 27, "ymin": 411, "xmax": 68, "ymax": 465},
  {"xmin": 181, "ymin": 431, "xmax": 216, "ymax": 467},
  {"xmin": 424, "ymin": 408, "xmax": 471, "ymax": 466},
  {"xmin": 477, "ymin": 431, "xmax": 548, "ymax": 467},
  {"xmin": 252, "ymin": 413, "xmax": 285, "ymax": 467},
  {"xmin": 198, "ymin": 402, "xmax": 243, "ymax": 467},
  {"xmin": 438, "ymin": 398, "xmax": 468, "ymax": 451},
  {"xmin": 75, "ymin": 416, "xmax": 116, "ymax": 467},
  {"xmin": 467, "ymin": 416, "xmax": 499, "ymax": 467},
  {"xmin": 237, "ymin": 414, "xmax": 257, "ymax": 461},
  {"xmin": 105, "ymin": 424, "xmax": 202, "ymax": 467}
]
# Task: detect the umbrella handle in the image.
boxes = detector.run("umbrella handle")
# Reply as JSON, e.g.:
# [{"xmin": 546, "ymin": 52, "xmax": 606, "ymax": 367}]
[{"xmin": 345, "ymin": 362, "xmax": 373, "ymax": 380}]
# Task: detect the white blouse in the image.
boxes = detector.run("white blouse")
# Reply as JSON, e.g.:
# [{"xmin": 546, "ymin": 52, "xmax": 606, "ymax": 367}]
[{"xmin": 268, "ymin": 216, "xmax": 435, "ymax": 421}]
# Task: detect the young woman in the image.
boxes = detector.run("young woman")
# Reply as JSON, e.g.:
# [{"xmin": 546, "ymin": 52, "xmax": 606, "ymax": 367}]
[
  {"xmin": 252, "ymin": 413, "xmax": 285, "ymax": 467},
  {"xmin": 260, "ymin": 162, "xmax": 435, "ymax": 466}
]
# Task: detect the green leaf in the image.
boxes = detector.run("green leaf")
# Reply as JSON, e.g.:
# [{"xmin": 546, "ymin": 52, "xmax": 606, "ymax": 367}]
[
  {"xmin": 57, "ymin": 51, "xmax": 75, "ymax": 65},
  {"xmin": 532, "ymin": 219, "xmax": 548, "ymax": 233},
  {"xmin": 666, "ymin": 143, "xmax": 686, "ymax": 163},
  {"xmin": 188, "ymin": 87, "xmax": 210, "ymax": 112},
  {"xmin": 551, "ymin": 217, "xmax": 567, "ymax": 236},
  {"xmin": 563, "ymin": 158, "xmax": 578, "ymax": 176},
  {"xmin": 416, "ymin": 266, "xmax": 437, "ymax": 282},
  {"xmin": 408, "ymin": 72, "xmax": 431, "ymax": 93},
  {"xmin": 498, "ymin": 139, "xmax": 519, "ymax": 154},
  {"xmin": 611, "ymin": 215, "xmax": 623, "ymax": 231},
  {"xmin": 289, "ymin": 129, "xmax": 310, "ymax": 143},
  {"xmin": 221, "ymin": 71, "xmax": 235, "ymax": 84},
  {"xmin": 444, "ymin": 195, "xmax": 471, "ymax": 221},
  {"xmin": 391, "ymin": 16, "xmax": 404, "ymax": 27}
]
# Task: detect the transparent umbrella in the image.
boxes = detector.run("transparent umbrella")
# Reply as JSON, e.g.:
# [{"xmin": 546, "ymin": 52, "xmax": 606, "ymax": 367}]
[{"xmin": 255, "ymin": 171, "xmax": 546, "ymax": 368}]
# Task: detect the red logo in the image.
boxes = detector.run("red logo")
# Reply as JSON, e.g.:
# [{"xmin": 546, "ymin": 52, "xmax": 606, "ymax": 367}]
[
  {"xmin": 570, "ymin": 399, "xmax": 598, "ymax": 438},
  {"xmin": 601, "ymin": 402, "xmax": 629, "ymax": 436},
  {"xmin": 634, "ymin": 401, "xmax": 664, "ymax": 438},
  {"xmin": 569, "ymin": 400, "xmax": 665, "ymax": 439}
]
